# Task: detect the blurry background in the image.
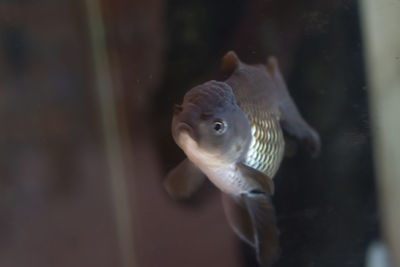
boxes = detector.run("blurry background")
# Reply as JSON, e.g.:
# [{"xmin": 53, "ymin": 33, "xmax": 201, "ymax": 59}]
[{"xmin": 0, "ymin": 0, "xmax": 381, "ymax": 267}]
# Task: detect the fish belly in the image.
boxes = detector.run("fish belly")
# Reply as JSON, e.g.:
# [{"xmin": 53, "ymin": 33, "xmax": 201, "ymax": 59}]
[{"xmin": 203, "ymin": 164, "xmax": 251, "ymax": 195}]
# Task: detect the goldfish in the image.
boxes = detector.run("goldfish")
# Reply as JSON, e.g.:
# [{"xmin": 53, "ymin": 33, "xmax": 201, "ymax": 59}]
[{"xmin": 164, "ymin": 51, "xmax": 320, "ymax": 266}]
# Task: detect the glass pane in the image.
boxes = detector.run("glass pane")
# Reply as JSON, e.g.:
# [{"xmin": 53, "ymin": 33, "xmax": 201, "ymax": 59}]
[{"xmin": 1, "ymin": 0, "xmax": 394, "ymax": 266}]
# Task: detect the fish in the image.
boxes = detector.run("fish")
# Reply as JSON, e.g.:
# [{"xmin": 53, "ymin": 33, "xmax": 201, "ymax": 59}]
[{"xmin": 164, "ymin": 51, "xmax": 320, "ymax": 266}]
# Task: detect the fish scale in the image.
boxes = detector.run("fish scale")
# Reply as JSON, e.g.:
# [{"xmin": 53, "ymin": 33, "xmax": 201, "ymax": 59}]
[{"xmin": 236, "ymin": 96, "xmax": 285, "ymax": 179}]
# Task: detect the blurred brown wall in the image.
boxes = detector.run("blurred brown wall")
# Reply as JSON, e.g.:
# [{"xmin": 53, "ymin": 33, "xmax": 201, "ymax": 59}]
[
  {"xmin": 0, "ymin": 1, "xmax": 120, "ymax": 267},
  {"xmin": 0, "ymin": 1, "xmax": 240, "ymax": 267}
]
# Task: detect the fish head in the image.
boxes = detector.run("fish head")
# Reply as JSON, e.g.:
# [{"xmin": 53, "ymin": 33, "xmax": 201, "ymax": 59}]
[{"xmin": 172, "ymin": 81, "xmax": 251, "ymax": 166}]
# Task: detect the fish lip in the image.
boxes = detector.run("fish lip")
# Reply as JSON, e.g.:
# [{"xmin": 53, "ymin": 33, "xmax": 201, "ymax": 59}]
[
  {"xmin": 172, "ymin": 119, "xmax": 196, "ymax": 144},
  {"xmin": 176, "ymin": 121, "xmax": 194, "ymax": 138}
]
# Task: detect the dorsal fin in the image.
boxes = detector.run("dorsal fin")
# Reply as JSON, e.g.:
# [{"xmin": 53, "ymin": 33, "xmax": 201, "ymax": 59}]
[
  {"xmin": 266, "ymin": 56, "xmax": 279, "ymax": 78},
  {"xmin": 221, "ymin": 50, "xmax": 241, "ymax": 74}
]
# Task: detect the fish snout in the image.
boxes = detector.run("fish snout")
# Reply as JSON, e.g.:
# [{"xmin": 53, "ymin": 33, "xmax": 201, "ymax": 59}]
[
  {"xmin": 172, "ymin": 120, "xmax": 198, "ymax": 147},
  {"xmin": 176, "ymin": 122, "xmax": 194, "ymax": 137}
]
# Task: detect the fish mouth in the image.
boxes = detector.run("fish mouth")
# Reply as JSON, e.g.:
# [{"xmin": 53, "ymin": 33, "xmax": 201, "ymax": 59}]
[
  {"xmin": 172, "ymin": 119, "xmax": 197, "ymax": 145},
  {"xmin": 175, "ymin": 121, "xmax": 194, "ymax": 138},
  {"xmin": 171, "ymin": 103, "xmax": 201, "ymax": 147},
  {"xmin": 174, "ymin": 122, "xmax": 197, "ymax": 153}
]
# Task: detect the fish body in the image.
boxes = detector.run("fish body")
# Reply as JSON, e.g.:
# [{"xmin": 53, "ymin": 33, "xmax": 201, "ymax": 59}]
[
  {"xmin": 164, "ymin": 51, "xmax": 320, "ymax": 266},
  {"xmin": 229, "ymin": 78, "xmax": 285, "ymax": 180}
]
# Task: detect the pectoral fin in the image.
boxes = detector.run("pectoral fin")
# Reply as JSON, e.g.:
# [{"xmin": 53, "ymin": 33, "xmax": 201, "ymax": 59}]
[
  {"xmin": 163, "ymin": 158, "xmax": 206, "ymax": 199},
  {"xmin": 236, "ymin": 162, "xmax": 274, "ymax": 195},
  {"xmin": 242, "ymin": 192, "xmax": 280, "ymax": 267}
]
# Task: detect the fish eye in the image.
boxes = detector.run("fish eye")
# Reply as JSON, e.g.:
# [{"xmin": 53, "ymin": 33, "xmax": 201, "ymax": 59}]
[{"xmin": 213, "ymin": 120, "xmax": 227, "ymax": 135}]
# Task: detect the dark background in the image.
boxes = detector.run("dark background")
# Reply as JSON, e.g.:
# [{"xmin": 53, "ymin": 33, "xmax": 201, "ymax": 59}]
[{"xmin": 0, "ymin": 0, "xmax": 378, "ymax": 266}]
